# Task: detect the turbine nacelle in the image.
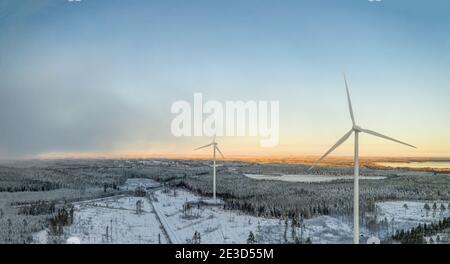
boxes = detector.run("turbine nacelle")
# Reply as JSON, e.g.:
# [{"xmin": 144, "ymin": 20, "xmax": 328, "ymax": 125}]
[
  {"xmin": 352, "ymin": 125, "xmax": 363, "ymax": 133},
  {"xmin": 193, "ymin": 135, "xmax": 225, "ymax": 202},
  {"xmin": 193, "ymin": 135, "xmax": 225, "ymax": 158}
]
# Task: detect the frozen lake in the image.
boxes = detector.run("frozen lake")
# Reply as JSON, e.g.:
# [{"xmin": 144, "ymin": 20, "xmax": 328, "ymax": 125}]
[
  {"xmin": 244, "ymin": 174, "xmax": 386, "ymax": 183},
  {"xmin": 376, "ymin": 161, "xmax": 450, "ymax": 170}
]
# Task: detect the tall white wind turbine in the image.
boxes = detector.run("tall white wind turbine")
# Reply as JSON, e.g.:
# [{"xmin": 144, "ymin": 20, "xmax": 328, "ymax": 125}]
[
  {"xmin": 193, "ymin": 135, "xmax": 225, "ymax": 201},
  {"xmin": 309, "ymin": 74, "xmax": 416, "ymax": 244}
]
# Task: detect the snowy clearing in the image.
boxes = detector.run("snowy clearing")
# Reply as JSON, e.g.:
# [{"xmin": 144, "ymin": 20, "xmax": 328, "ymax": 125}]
[
  {"xmin": 33, "ymin": 184, "xmax": 450, "ymax": 244},
  {"xmin": 376, "ymin": 200, "xmax": 450, "ymax": 233},
  {"xmin": 34, "ymin": 196, "xmax": 168, "ymax": 244}
]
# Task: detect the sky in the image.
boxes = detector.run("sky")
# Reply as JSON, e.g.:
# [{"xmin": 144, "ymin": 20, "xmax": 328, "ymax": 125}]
[{"xmin": 0, "ymin": 0, "xmax": 449, "ymax": 159}]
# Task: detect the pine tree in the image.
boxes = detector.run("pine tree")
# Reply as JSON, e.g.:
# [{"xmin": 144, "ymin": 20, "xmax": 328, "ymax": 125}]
[
  {"xmin": 136, "ymin": 200, "xmax": 143, "ymax": 215},
  {"xmin": 247, "ymin": 231, "xmax": 256, "ymax": 244},
  {"xmin": 283, "ymin": 218, "xmax": 288, "ymax": 243}
]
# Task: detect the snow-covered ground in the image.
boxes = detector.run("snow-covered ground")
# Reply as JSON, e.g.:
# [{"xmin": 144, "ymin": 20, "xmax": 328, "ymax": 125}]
[
  {"xmin": 32, "ymin": 189, "xmax": 450, "ymax": 244},
  {"xmin": 33, "ymin": 196, "xmax": 168, "ymax": 244},
  {"xmin": 36, "ymin": 179, "xmax": 450, "ymax": 244},
  {"xmin": 375, "ymin": 200, "xmax": 450, "ymax": 234},
  {"xmin": 244, "ymin": 173, "xmax": 386, "ymax": 183},
  {"xmin": 32, "ymin": 186, "xmax": 355, "ymax": 244},
  {"xmin": 152, "ymin": 189, "xmax": 353, "ymax": 244}
]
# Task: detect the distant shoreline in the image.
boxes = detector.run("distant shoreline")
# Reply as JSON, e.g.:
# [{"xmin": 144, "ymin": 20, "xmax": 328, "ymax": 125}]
[{"xmin": 2, "ymin": 155, "xmax": 450, "ymax": 173}]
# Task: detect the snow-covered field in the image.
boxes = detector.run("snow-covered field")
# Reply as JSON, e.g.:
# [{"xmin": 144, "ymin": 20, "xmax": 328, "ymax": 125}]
[
  {"xmin": 34, "ymin": 196, "xmax": 168, "ymax": 244},
  {"xmin": 32, "ymin": 179, "xmax": 450, "ymax": 244},
  {"xmin": 375, "ymin": 200, "xmax": 450, "ymax": 233},
  {"xmin": 33, "ymin": 185, "xmax": 355, "ymax": 244},
  {"xmin": 244, "ymin": 173, "xmax": 386, "ymax": 183},
  {"xmin": 152, "ymin": 189, "xmax": 353, "ymax": 244}
]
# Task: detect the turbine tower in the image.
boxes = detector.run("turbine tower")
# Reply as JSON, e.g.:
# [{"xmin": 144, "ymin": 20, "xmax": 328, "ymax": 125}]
[
  {"xmin": 309, "ymin": 74, "xmax": 416, "ymax": 244},
  {"xmin": 193, "ymin": 135, "xmax": 225, "ymax": 201}
]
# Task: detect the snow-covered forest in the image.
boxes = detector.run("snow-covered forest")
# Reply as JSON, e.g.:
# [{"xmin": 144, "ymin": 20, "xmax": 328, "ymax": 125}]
[{"xmin": 0, "ymin": 159, "xmax": 449, "ymax": 244}]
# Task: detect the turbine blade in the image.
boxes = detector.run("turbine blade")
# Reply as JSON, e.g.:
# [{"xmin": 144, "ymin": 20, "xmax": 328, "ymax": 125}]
[
  {"xmin": 309, "ymin": 129, "xmax": 354, "ymax": 170},
  {"xmin": 193, "ymin": 143, "xmax": 213, "ymax": 151},
  {"xmin": 361, "ymin": 128, "xmax": 417, "ymax": 149},
  {"xmin": 215, "ymin": 146, "xmax": 225, "ymax": 158},
  {"xmin": 344, "ymin": 74, "xmax": 356, "ymax": 126}
]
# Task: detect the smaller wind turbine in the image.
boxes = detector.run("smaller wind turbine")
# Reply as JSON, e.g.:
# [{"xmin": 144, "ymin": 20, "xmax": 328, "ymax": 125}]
[{"xmin": 193, "ymin": 135, "xmax": 225, "ymax": 201}]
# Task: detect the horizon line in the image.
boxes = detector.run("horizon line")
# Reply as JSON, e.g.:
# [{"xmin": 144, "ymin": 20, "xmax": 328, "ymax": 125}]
[{"xmin": 3, "ymin": 153, "xmax": 450, "ymax": 162}]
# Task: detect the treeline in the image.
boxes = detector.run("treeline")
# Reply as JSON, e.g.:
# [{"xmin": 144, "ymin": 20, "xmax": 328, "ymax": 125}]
[
  {"xmin": 224, "ymin": 199, "xmax": 331, "ymax": 219},
  {"xmin": 17, "ymin": 201, "xmax": 56, "ymax": 216},
  {"xmin": 0, "ymin": 164, "xmax": 130, "ymax": 194},
  {"xmin": 0, "ymin": 180, "xmax": 61, "ymax": 192},
  {"xmin": 392, "ymin": 217, "xmax": 450, "ymax": 244}
]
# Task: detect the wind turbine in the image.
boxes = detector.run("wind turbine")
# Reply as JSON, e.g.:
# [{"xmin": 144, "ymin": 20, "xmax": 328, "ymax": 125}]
[
  {"xmin": 309, "ymin": 74, "xmax": 416, "ymax": 244},
  {"xmin": 193, "ymin": 135, "xmax": 225, "ymax": 201}
]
